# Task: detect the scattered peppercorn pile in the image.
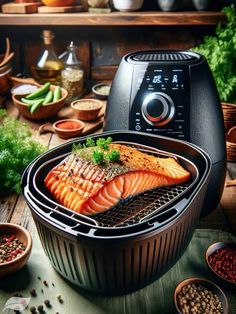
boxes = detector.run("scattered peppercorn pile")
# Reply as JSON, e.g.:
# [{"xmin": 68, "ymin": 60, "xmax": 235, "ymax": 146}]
[
  {"xmin": 0, "ymin": 234, "xmax": 26, "ymax": 263},
  {"xmin": 208, "ymin": 247, "xmax": 236, "ymax": 283},
  {"xmin": 177, "ymin": 283, "xmax": 223, "ymax": 314}
]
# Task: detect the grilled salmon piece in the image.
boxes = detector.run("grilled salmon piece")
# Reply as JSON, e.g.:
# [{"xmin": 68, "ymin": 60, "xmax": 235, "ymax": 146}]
[{"xmin": 44, "ymin": 144, "xmax": 190, "ymax": 215}]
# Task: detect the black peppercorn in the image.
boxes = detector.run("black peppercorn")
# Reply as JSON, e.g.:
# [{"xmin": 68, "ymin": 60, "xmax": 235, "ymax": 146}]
[
  {"xmin": 30, "ymin": 306, "xmax": 36, "ymax": 313},
  {"xmin": 43, "ymin": 280, "xmax": 48, "ymax": 286},
  {"xmin": 30, "ymin": 288, "xmax": 37, "ymax": 297},
  {"xmin": 37, "ymin": 304, "xmax": 44, "ymax": 312},
  {"xmin": 44, "ymin": 299, "xmax": 51, "ymax": 308}
]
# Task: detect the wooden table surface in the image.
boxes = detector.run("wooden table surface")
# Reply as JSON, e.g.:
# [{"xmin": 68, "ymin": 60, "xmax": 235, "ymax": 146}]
[{"xmin": 1, "ymin": 100, "xmax": 236, "ymax": 236}]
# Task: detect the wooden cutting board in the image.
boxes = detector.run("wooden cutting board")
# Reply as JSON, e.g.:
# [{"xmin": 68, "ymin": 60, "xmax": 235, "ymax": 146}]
[
  {"xmin": 2, "ymin": 2, "xmax": 41, "ymax": 13},
  {"xmin": 38, "ymin": 5, "xmax": 83, "ymax": 13}
]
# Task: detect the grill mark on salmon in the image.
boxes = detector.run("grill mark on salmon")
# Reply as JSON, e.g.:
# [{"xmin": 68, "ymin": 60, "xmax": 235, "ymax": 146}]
[{"xmin": 44, "ymin": 144, "xmax": 190, "ymax": 216}]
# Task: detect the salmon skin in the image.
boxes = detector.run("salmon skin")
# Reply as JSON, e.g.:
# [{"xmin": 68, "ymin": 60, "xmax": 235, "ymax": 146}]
[{"xmin": 44, "ymin": 144, "xmax": 190, "ymax": 216}]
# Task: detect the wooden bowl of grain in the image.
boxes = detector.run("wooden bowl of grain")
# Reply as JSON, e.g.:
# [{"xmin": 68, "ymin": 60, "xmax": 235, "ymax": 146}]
[{"xmin": 71, "ymin": 98, "xmax": 103, "ymax": 121}]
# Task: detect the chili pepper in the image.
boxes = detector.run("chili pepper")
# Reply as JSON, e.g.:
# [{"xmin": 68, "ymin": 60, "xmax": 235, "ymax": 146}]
[
  {"xmin": 26, "ymin": 82, "xmax": 51, "ymax": 100},
  {"xmin": 43, "ymin": 90, "xmax": 53, "ymax": 105},
  {"xmin": 53, "ymin": 86, "xmax": 61, "ymax": 102},
  {"xmin": 208, "ymin": 247, "xmax": 236, "ymax": 283}
]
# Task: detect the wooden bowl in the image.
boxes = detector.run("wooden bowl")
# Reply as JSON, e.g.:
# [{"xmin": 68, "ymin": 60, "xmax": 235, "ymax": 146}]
[
  {"xmin": 53, "ymin": 119, "xmax": 84, "ymax": 139},
  {"xmin": 205, "ymin": 242, "xmax": 236, "ymax": 289},
  {"xmin": 92, "ymin": 82, "xmax": 111, "ymax": 100},
  {"xmin": 174, "ymin": 278, "xmax": 228, "ymax": 314},
  {"xmin": 12, "ymin": 85, "xmax": 68, "ymax": 120},
  {"xmin": 0, "ymin": 223, "xmax": 32, "ymax": 277},
  {"xmin": 71, "ymin": 98, "xmax": 103, "ymax": 121},
  {"xmin": 41, "ymin": 0, "xmax": 76, "ymax": 6}
]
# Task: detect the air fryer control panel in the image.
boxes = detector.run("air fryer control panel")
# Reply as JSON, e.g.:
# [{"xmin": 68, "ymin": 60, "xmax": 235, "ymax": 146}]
[{"xmin": 129, "ymin": 65, "xmax": 190, "ymax": 140}]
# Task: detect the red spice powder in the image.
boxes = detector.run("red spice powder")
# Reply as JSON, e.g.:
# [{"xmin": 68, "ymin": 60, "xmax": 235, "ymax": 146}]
[
  {"xmin": 208, "ymin": 247, "xmax": 236, "ymax": 283},
  {"xmin": 56, "ymin": 121, "xmax": 82, "ymax": 130}
]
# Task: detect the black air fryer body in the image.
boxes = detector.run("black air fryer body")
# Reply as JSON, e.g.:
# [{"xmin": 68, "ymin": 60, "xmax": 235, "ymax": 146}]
[{"xmin": 104, "ymin": 50, "xmax": 226, "ymax": 216}]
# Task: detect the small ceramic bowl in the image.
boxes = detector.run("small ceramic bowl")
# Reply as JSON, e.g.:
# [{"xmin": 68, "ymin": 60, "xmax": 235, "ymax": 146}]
[
  {"xmin": 174, "ymin": 278, "xmax": 228, "ymax": 314},
  {"xmin": 71, "ymin": 98, "xmax": 103, "ymax": 121},
  {"xmin": 205, "ymin": 242, "xmax": 236, "ymax": 289},
  {"xmin": 12, "ymin": 84, "xmax": 68, "ymax": 120},
  {"xmin": 53, "ymin": 119, "xmax": 84, "ymax": 139},
  {"xmin": 0, "ymin": 223, "xmax": 32, "ymax": 277},
  {"xmin": 92, "ymin": 83, "xmax": 111, "ymax": 100}
]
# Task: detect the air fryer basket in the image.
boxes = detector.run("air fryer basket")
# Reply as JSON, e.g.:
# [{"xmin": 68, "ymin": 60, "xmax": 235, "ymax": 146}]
[{"xmin": 22, "ymin": 131, "xmax": 211, "ymax": 295}]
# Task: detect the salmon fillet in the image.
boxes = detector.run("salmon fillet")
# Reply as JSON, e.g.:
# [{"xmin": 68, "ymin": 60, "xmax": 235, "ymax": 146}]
[{"xmin": 44, "ymin": 144, "xmax": 190, "ymax": 216}]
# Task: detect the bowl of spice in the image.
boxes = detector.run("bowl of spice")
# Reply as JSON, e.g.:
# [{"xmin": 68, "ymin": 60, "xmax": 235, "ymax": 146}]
[
  {"xmin": 206, "ymin": 242, "xmax": 236, "ymax": 289},
  {"xmin": 71, "ymin": 98, "xmax": 103, "ymax": 121},
  {"xmin": 92, "ymin": 83, "xmax": 111, "ymax": 100},
  {"xmin": 174, "ymin": 277, "xmax": 228, "ymax": 314},
  {"xmin": 53, "ymin": 119, "xmax": 84, "ymax": 139},
  {"xmin": 0, "ymin": 223, "xmax": 32, "ymax": 276}
]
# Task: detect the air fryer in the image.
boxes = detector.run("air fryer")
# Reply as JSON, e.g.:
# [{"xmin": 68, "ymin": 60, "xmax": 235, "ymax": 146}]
[
  {"xmin": 104, "ymin": 50, "xmax": 226, "ymax": 216},
  {"xmin": 22, "ymin": 131, "xmax": 211, "ymax": 295}
]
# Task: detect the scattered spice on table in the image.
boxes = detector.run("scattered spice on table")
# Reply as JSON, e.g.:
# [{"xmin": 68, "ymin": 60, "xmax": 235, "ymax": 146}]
[
  {"xmin": 30, "ymin": 288, "xmax": 37, "ymax": 297},
  {"xmin": 37, "ymin": 304, "xmax": 44, "ymax": 312},
  {"xmin": 44, "ymin": 299, "xmax": 51, "ymax": 308},
  {"xmin": 43, "ymin": 280, "xmax": 48, "ymax": 286},
  {"xmin": 208, "ymin": 247, "xmax": 236, "ymax": 283},
  {"xmin": 57, "ymin": 295, "xmax": 63, "ymax": 304},
  {"xmin": 177, "ymin": 283, "xmax": 223, "ymax": 314},
  {"xmin": 0, "ymin": 234, "xmax": 26, "ymax": 263},
  {"xmin": 56, "ymin": 121, "xmax": 82, "ymax": 130},
  {"xmin": 30, "ymin": 306, "xmax": 37, "ymax": 313}
]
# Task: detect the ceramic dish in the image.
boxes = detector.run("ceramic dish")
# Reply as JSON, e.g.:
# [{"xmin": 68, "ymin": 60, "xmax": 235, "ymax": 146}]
[
  {"xmin": 71, "ymin": 98, "xmax": 103, "ymax": 121},
  {"xmin": 205, "ymin": 242, "xmax": 236, "ymax": 289},
  {"xmin": 0, "ymin": 223, "xmax": 32, "ymax": 276},
  {"xmin": 12, "ymin": 84, "xmax": 68, "ymax": 120},
  {"xmin": 53, "ymin": 119, "xmax": 84, "ymax": 139},
  {"xmin": 174, "ymin": 277, "xmax": 228, "ymax": 314},
  {"xmin": 92, "ymin": 83, "xmax": 111, "ymax": 100}
]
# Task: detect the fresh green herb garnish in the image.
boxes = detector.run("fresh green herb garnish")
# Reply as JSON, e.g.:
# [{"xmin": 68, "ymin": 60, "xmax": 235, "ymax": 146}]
[
  {"xmin": 106, "ymin": 150, "xmax": 120, "ymax": 162},
  {"xmin": 93, "ymin": 150, "xmax": 104, "ymax": 164},
  {"xmin": 0, "ymin": 110, "xmax": 46, "ymax": 194},
  {"xmin": 86, "ymin": 137, "xmax": 96, "ymax": 147},
  {"xmin": 72, "ymin": 136, "xmax": 120, "ymax": 164}
]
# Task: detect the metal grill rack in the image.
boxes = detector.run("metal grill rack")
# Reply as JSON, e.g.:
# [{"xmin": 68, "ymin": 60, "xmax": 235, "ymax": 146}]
[{"xmin": 131, "ymin": 52, "xmax": 197, "ymax": 62}]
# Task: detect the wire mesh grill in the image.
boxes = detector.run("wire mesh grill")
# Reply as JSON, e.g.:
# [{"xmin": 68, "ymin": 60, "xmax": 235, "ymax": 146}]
[{"xmin": 92, "ymin": 182, "xmax": 190, "ymax": 227}]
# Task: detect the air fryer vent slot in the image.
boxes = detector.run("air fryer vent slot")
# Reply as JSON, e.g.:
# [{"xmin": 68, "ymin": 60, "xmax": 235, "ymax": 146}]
[{"xmin": 131, "ymin": 53, "xmax": 197, "ymax": 62}]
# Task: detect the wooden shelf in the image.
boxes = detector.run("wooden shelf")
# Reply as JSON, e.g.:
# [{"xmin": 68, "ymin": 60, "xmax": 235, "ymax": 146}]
[{"xmin": 0, "ymin": 11, "xmax": 226, "ymax": 26}]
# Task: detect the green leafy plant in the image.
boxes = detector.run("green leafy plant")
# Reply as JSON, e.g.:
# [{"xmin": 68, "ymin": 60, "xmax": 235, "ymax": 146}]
[
  {"xmin": 0, "ymin": 110, "xmax": 46, "ymax": 194},
  {"xmin": 193, "ymin": 5, "xmax": 236, "ymax": 103},
  {"xmin": 72, "ymin": 136, "xmax": 120, "ymax": 165}
]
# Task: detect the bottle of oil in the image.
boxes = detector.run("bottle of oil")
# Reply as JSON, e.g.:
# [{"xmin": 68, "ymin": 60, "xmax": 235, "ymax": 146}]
[{"xmin": 31, "ymin": 30, "xmax": 64, "ymax": 84}]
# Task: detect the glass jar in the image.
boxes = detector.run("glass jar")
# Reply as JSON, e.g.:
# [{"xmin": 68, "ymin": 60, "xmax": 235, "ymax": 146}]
[
  {"xmin": 31, "ymin": 30, "xmax": 64, "ymax": 84},
  {"xmin": 61, "ymin": 42, "xmax": 84, "ymax": 102}
]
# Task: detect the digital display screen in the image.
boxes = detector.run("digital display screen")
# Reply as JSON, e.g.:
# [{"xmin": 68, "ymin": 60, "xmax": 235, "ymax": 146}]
[{"xmin": 152, "ymin": 75, "xmax": 162, "ymax": 84}]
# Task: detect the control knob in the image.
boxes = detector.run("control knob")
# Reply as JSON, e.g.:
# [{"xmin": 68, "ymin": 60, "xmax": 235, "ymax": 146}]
[{"xmin": 141, "ymin": 92, "xmax": 175, "ymax": 126}]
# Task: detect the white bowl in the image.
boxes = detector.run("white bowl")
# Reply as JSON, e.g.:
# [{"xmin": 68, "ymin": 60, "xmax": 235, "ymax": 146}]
[{"xmin": 113, "ymin": 0, "xmax": 144, "ymax": 11}]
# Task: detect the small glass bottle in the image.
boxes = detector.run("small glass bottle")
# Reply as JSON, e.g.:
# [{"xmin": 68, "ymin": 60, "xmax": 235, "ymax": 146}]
[
  {"xmin": 31, "ymin": 30, "xmax": 64, "ymax": 84},
  {"xmin": 61, "ymin": 42, "xmax": 84, "ymax": 101}
]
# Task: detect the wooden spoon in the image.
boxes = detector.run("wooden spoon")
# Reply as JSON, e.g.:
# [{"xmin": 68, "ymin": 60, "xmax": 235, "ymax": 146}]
[
  {"xmin": 1, "ymin": 38, "xmax": 10, "ymax": 63},
  {"xmin": 10, "ymin": 76, "xmax": 41, "ymax": 87},
  {"xmin": 0, "ymin": 52, "xmax": 14, "ymax": 67}
]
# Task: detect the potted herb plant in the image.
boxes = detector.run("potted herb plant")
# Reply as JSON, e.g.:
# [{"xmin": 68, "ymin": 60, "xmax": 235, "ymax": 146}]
[{"xmin": 193, "ymin": 5, "xmax": 236, "ymax": 131}]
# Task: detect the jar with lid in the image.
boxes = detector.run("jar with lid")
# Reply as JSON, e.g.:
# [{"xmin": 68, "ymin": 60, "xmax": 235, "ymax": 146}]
[
  {"xmin": 31, "ymin": 30, "xmax": 64, "ymax": 84},
  {"xmin": 61, "ymin": 42, "xmax": 84, "ymax": 101}
]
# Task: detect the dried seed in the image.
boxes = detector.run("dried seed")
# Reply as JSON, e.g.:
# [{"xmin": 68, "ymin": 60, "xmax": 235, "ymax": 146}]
[
  {"xmin": 30, "ymin": 306, "xmax": 37, "ymax": 313},
  {"xmin": 37, "ymin": 304, "xmax": 44, "ymax": 312},
  {"xmin": 43, "ymin": 280, "xmax": 48, "ymax": 286},
  {"xmin": 44, "ymin": 299, "xmax": 51, "ymax": 308},
  {"xmin": 30, "ymin": 288, "xmax": 37, "ymax": 297}
]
